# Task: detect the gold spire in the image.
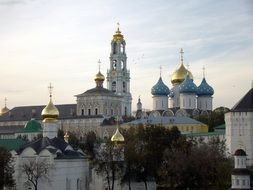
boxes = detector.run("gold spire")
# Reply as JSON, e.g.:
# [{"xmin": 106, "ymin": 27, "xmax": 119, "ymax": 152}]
[
  {"xmin": 112, "ymin": 22, "xmax": 124, "ymax": 42},
  {"xmin": 111, "ymin": 116, "xmax": 124, "ymax": 143},
  {"xmin": 95, "ymin": 59, "xmax": 105, "ymax": 87},
  {"xmin": 41, "ymin": 83, "xmax": 59, "ymax": 122},
  {"xmin": 64, "ymin": 131, "xmax": 69, "ymax": 143},
  {"xmin": 0, "ymin": 97, "xmax": 9, "ymax": 116},
  {"xmin": 171, "ymin": 49, "xmax": 193, "ymax": 85}
]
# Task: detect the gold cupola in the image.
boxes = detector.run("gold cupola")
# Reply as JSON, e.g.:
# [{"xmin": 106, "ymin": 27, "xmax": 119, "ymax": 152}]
[
  {"xmin": 112, "ymin": 22, "xmax": 124, "ymax": 43},
  {"xmin": 111, "ymin": 116, "xmax": 124, "ymax": 143},
  {"xmin": 111, "ymin": 128, "xmax": 125, "ymax": 142},
  {"xmin": 41, "ymin": 84, "xmax": 59, "ymax": 122},
  {"xmin": 95, "ymin": 60, "xmax": 105, "ymax": 87},
  {"xmin": 171, "ymin": 48, "xmax": 193, "ymax": 85},
  {"xmin": 0, "ymin": 98, "xmax": 10, "ymax": 116},
  {"xmin": 64, "ymin": 131, "xmax": 69, "ymax": 143}
]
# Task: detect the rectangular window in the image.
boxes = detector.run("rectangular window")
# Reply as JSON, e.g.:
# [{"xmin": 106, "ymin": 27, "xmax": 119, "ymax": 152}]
[
  {"xmin": 236, "ymin": 179, "xmax": 239, "ymax": 185},
  {"xmin": 88, "ymin": 109, "xmax": 91, "ymax": 116}
]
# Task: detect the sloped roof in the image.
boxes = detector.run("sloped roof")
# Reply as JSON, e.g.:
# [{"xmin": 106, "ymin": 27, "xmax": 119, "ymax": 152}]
[
  {"xmin": 17, "ymin": 137, "xmax": 87, "ymax": 159},
  {"xmin": 231, "ymin": 88, "xmax": 253, "ymax": 112},
  {"xmin": 0, "ymin": 104, "xmax": 103, "ymax": 122},
  {"xmin": 0, "ymin": 139, "xmax": 26, "ymax": 151},
  {"xmin": 76, "ymin": 86, "xmax": 120, "ymax": 97}
]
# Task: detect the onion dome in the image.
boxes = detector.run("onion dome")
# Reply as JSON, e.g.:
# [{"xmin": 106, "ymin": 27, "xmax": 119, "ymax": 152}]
[
  {"xmin": 112, "ymin": 23, "xmax": 125, "ymax": 43},
  {"xmin": 197, "ymin": 78, "xmax": 214, "ymax": 96},
  {"xmin": 23, "ymin": 118, "xmax": 42, "ymax": 132},
  {"xmin": 171, "ymin": 63, "xmax": 193, "ymax": 85},
  {"xmin": 179, "ymin": 74, "xmax": 197, "ymax": 94},
  {"xmin": 0, "ymin": 106, "xmax": 9, "ymax": 116},
  {"xmin": 95, "ymin": 71, "xmax": 105, "ymax": 88},
  {"xmin": 151, "ymin": 77, "xmax": 170, "ymax": 96},
  {"xmin": 234, "ymin": 149, "xmax": 247, "ymax": 156},
  {"xmin": 41, "ymin": 98, "xmax": 59, "ymax": 122},
  {"xmin": 64, "ymin": 131, "xmax": 69, "ymax": 143},
  {"xmin": 111, "ymin": 128, "xmax": 124, "ymax": 142}
]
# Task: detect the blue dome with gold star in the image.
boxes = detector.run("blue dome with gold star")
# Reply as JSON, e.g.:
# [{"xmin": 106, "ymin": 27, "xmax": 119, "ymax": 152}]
[
  {"xmin": 197, "ymin": 78, "xmax": 214, "ymax": 96},
  {"xmin": 179, "ymin": 74, "xmax": 197, "ymax": 94},
  {"xmin": 151, "ymin": 77, "xmax": 170, "ymax": 96}
]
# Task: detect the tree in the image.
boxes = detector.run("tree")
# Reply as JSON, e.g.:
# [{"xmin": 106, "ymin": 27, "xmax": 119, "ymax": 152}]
[
  {"xmin": 93, "ymin": 141, "xmax": 124, "ymax": 190},
  {"xmin": 22, "ymin": 158, "xmax": 50, "ymax": 190},
  {"xmin": 82, "ymin": 131, "xmax": 98, "ymax": 159},
  {"xmin": 0, "ymin": 146, "xmax": 14, "ymax": 190}
]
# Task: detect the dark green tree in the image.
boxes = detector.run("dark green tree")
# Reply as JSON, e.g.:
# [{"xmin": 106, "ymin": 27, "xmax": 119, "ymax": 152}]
[{"xmin": 0, "ymin": 146, "xmax": 15, "ymax": 190}]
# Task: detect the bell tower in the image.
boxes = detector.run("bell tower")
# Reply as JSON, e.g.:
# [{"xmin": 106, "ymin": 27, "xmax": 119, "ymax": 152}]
[{"xmin": 107, "ymin": 23, "xmax": 132, "ymax": 116}]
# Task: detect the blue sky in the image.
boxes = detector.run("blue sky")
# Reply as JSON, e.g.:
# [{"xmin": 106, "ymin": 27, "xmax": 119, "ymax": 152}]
[{"xmin": 0, "ymin": 0, "xmax": 252, "ymax": 111}]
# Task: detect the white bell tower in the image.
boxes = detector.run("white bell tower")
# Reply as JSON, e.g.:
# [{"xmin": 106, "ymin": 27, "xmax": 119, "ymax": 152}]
[{"xmin": 107, "ymin": 23, "xmax": 132, "ymax": 116}]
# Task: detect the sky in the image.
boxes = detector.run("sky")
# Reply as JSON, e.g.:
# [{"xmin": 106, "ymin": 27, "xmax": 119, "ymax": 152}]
[{"xmin": 0, "ymin": 0, "xmax": 252, "ymax": 111}]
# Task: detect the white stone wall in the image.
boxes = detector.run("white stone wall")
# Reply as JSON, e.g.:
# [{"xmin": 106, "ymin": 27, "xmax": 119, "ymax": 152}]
[
  {"xmin": 152, "ymin": 96, "xmax": 168, "ymax": 111},
  {"xmin": 180, "ymin": 93, "xmax": 196, "ymax": 110},
  {"xmin": 225, "ymin": 111, "xmax": 253, "ymax": 165},
  {"xmin": 197, "ymin": 96, "xmax": 213, "ymax": 111}
]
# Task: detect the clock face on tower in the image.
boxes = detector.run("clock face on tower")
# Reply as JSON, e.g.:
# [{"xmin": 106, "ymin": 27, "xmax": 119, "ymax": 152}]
[{"xmin": 112, "ymin": 71, "xmax": 116, "ymax": 76}]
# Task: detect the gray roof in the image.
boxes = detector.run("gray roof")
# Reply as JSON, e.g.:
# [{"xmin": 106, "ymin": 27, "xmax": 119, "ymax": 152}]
[
  {"xmin": 76, "ymin": 86, "xmax": 121, "ymax": 97},
  {"xmin": 126, "ymin": 116, "xmax": 205, "ymax": 126},
  {"xmin": 0, "ymin": 104, "xmax": 103, "ymax": 122},
  {"xmin": 232, "ymin": 87, "xmax": 253, "ymax": 112},
  {"xmin": 17, "ymin": 137, "xmax": 87, "ymax": 159}
]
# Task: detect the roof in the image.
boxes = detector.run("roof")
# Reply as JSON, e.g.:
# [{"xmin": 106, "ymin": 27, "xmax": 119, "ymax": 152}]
[
  {"xmin": 197, "ymin": 78, "xmax": 214, "ymax": 96},
  {"xmin": 184, "ymin": 130, "xmax": 225, "ymax": 137},
  {"xmin": 0, "ymin": 139, "xmax": 26, "ymax": 151},
  {"xmin": 0, "ymin": 104, "xmax": 103, "ymax": 122},
  {"xmin": 151, "ymin": 77, "xmax": 170, "ymax": 96},
  {"xmin": 126, "ymin": 116, "xmax": 206, "ymax": 126},
  {"xmin": 179, "ymin": 75, "xmax": 197, "ymax": 94},
  {"xmin": 76, "ymin": 86, "xmax": 120, "ymax": 97},
  {"xmin": 231, "ymin": 87, "xmax": 253, "ymax": 112},
  {"xmin": 214, "ymin": 123, "xmax": 225, "ymax": 130},
  {"xmin": 17, "ymin": 137, "xmax": 87, "ymax": 159},
  {"xmin": 21, "ymin": 119, "xmax": 42, "ymax": 133},
  {"xmin": 232, "ymin": 168, "xmax": 250, "ymax": 175}
]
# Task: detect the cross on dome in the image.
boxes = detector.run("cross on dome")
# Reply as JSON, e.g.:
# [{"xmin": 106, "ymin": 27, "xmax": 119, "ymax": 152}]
[
  {"xmin": 202, "ymin": 66, "xmax": 206, "ymax": 78},
  {"xmin": 180, "ymin": 48, "xmax": 184, "ymax": 64},
  {"xmin": 98, "ymin": 59, "xmax": 101, "ymax": 71},
  {"xmin": 4, "ymin": 97, "xmax": 7, "ymax": 107},
  {"xmin": 48, "ymin": 83, "xmax": 53, "ymax": 99}
]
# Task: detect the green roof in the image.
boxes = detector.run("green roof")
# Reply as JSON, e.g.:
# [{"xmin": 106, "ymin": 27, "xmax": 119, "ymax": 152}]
[
  {"xmin": 0, "ymin": 139, "xmax": 26, "ymax": 151},
  {"xmin": 21, "ymin": 118, "xmax": 42, "ymax": 133},
  {"xmin": 184, "ymin": 130, "xmax": 225, "ymax": 137},
  {"xmin": 214, "ymin": 123, "xmax": 226, "ymax": 130}
]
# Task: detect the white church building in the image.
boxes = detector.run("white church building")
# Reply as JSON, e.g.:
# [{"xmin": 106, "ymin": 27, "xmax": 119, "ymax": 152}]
[
  {"xmin": 11, "ymin": 91, "xmax": 90, "ymax": 190},
  {"xmin": 225, "ymin": 86, "xmax": 253, "ymax": 165}
]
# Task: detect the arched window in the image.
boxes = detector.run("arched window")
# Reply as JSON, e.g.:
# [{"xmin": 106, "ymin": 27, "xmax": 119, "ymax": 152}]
[
  {"xmin": 81, "ymin": 109, "xmax": 84, "ymax": 116},
  {"xmin": 88, "ymin": 109, "xmax": 91, "ymax": 116},
  {"xmin": 95, "ymin": 108, "xmax": 98, "ymax": 115},
  {"xmin": 113, "ymin": 43, "xmax": 117, "ymax": 54},
  {"xmin": 123, "ymin": 82, "xmax": 126, "ymax": 93},
  {"xmin": 111, "ymin": 109, "xmax": 114, "ymax": 116},
  {"xmin": 112, "ymin": 81, "xmax": 116, "ymax": 92},
  {"xmin": 125, "ymin": 107, "xmax": 127, "ymax": 116},
  {"xmin": 113, "ymin": 60, "xmax": 117, "ymax": 70}
]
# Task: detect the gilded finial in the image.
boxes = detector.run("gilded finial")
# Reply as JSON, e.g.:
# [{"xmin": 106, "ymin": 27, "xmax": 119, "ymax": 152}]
[
  {"xmin": 4, "ymin": 97, "xmax": 7, "ymax": 107},
  {"xmin": 48, "ymin": 83, "xmax": 53, "ymax": 99},
  {"xmin": 202, "ymin": 66, "xmax": 205, "ymax": 78},
  {"xmin": 98, "ymin": 59, "xmax": 101, "ymax": 72},
  {"xmin": 180, "ymin": 48, "xmax": 184, "ymax": 64},
  {"xmin": 117, "ymin": 22, "xmax": 120, "ymax": 32}
]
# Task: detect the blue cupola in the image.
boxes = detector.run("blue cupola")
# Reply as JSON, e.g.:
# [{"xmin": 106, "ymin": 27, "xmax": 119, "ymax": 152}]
[
  {"xmin": 151, "ymin": 77, "xmax": 170, "ymax": 96},
  {"xmin": 197, "ymin": 78, "xmax": 214, "ymax": 96},
  {"xmin": 179, "ymin": 74, "xmax": 197, "ymax": 94}
]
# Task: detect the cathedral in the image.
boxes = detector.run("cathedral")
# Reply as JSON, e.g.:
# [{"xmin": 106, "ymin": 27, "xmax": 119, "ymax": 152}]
[{"xmin": 0, "ymin": 25, "xmax": 132, "ymax": 138}]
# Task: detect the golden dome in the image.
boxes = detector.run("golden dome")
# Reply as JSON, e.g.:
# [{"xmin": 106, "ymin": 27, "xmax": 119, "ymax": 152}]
[
  {"xmin": 112, "ymin": 23, "xmax": 124, "ymax": 42},
  {"xmin": 64, "ymin": 131, "xmax": 69, "ymax": 142},
  {"xmin": 0, "ymin": 106, "xmax": 9, "ymax": 115},
  {"xmin": 171, "ymin": 63, "xmax": 193, "ymax": 85},
  {"xmin": 95, "ymin": 71, "xmax": 105, "ymax": 81},
  {"xmin": 41, "ymin": 98, "xmax": 59, "ymax": 122},
  {"xmin": 111, "ymin": 128, "xmax": 124, "ymax": 142}
]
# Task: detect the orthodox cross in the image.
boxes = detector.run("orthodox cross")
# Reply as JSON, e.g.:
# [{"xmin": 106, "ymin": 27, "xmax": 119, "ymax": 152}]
[
  {"xmin": 180, "ymin": 48, "xmax": 184, "ymax": 64},
  {"xmin": 48, "ymin": 83, "xmax": 53, "ymax": 98}
]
